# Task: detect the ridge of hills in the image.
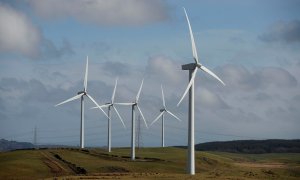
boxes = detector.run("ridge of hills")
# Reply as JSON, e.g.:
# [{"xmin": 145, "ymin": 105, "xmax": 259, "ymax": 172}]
[
  {"xmin": 195, "ymin": 139, "xmax": 300, "ymax": 153},
  {"xmin": 1, "ymin": 139, "xmax": 300, "ymax": 153}
]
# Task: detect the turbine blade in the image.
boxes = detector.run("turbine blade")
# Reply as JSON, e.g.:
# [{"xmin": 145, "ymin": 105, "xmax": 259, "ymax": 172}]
[
  {"xmin": 112, "ymin": 106, "xmax": 126, "ymax": 128},
  {"xmin": 150, "ymin": 111, "xmax": 164, "ymax": 126},
  {"xmin": 55, "ymin": 93, "xmax": 83, "ymax": 107},
  {"xmin": 177, "ymin": 68, "xmax": 198, "ymax": 106},
  {"xmin": 86, "ymin": 94, "xmax": 109, "ymax": 118},
  {"xmin": 84, "ymin": 56, "xmax": 89, "ymax": 91},
  {"xmin": 90, "ymin": 103, "xmax": 111, "ymax": 109},
  {"xmin": 136, "ymin": 105, "xmax": 148, "ymax": 128},
  {"xmin": 101, "ymin": 103, "xmax": 111, "ymax": 108},
  {"xmin": 183, "ymin": 7, "xmax": 199, "ymax": 64},
  {"xmin": 166, "ymin": 110, "xmax": 181, "ymax": 122},
  {"xmin": 114, "ymin": 102, "xmax": 135, "ymax": 106},
  {"xmin": 200, "ymin": 65, "xmax": 225, "ymax": 86},
  {"xmin": 136, "ymin": 79, "xmax": 144, "ymax": 102},
  {"xmin": 111, "ymin": 77, "xmax": 118, "ymax": 103},
  {"xmin": 101, "ymin": 104, "xmax": 111, "ymax": 108},
  {"xmin": 161, "ymin": 84, "xmax": 166, "ymax": 108}
]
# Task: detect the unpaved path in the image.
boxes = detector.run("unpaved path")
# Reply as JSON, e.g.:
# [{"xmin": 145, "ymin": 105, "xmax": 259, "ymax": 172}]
[
  {"xmin": 40, "ymin": 151, "xmax": 69, "ymax": 176},
  {"xmin": 234, "ymin": 162, "xmax": 286, "ymax": 168}
]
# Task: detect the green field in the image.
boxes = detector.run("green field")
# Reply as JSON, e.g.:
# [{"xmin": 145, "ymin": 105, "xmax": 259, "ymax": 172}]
[{"xmin": 0, "ymin": 147, "xmax": 299, "ymax": 179}]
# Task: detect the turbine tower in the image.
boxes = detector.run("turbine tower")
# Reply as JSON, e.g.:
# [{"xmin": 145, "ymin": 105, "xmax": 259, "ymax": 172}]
[
  {"xmin": 92, "ymin": 78, "xmax": 126, "ymax": 152},
  {"xmin": 55, "ymin": 56, "xmax": 108, "ymax": 149},
  {"xmin": 115, "ymin": 79, "xmax": 148, "ymax": 160},
  {"xmin": 177, "ymin": 8, "xmax": 225, "ymax": 175},
  {"xmin": 150, "ymin": 85, "xmax": 181, "ymax": 147}
]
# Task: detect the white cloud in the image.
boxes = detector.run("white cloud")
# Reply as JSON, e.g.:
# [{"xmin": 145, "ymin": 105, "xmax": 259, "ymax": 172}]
[
  {"xmin": 218, "ymin": 65, "xmax": 298, "ymax": 90},
  {"xmin": 146, "ymin": 55, "xmax": 184, "ymax": 85},
  {"xmin": 196, "ymin": 87, "xmax": 229, "ymax": 109},
  {"xmin": 0, "ymin": 3, "xmax": 74, "ymax": 59},
  {"xmin": 28, "ymin": 0, "xmax": 169, "ymax": 26},
  {"xmin": 0, "ymin": 3, "xmax": 41, "ymax": 56}
]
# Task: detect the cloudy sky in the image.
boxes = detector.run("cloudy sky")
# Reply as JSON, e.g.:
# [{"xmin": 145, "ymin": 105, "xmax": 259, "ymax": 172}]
[{"xmin": 0, "ymin": 0, "xmax": 300, "ymax": 147}]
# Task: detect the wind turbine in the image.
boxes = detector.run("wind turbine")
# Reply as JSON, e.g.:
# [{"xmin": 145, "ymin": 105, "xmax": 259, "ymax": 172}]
[
  {"xmin": 55, "ymin": 56, "xmax": 108, "ymax": 149},
  {"xmin": 150, "ymin": 85, "xmax": 181, "ymax": 147},
  {"xmin": 91, "ymin": 78, "xmax": 126, "ymax": 152},
  {"xmin": 115, "ymin": 79, "xmax": 148, "ymax": 160},
  {"xmin": 177, "ymin": 8, "xmax": 225, "ymax": 175}
]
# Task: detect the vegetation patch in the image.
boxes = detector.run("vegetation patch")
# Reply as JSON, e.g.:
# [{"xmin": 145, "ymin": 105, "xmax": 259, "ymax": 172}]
[
  {"xmin": 99, "ymin": 166, "xmax": 130, "ymax": 173},
  {"xmin": 201, "ymin": 157, "xmax": 218, "ymax": 165},
  {"xmin": 244, "ymin": 171, "xmax": 257, "ymax": 177},
  {"xmin": 143, "ymin": 157, "xmax": 164, "ymax": 162}
]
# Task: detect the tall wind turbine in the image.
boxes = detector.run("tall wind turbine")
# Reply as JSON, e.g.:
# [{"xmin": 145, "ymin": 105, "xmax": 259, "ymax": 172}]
[
  {"xmin": 115, "ymin": 79, "xmax": 148, "ymax": 160},
  {"xmin": 150, "ymin": 85, "xmax": 181, "ymax": 147},
  {"xmin": 177, "ymin": 8, "xmax": 225, "ymax": 175},
  {"xmin": 92, "ymin": 78, "xmax": 126, "ymax": 152},
  {"xmin": 55, "ymin": 56, "xmax": 108, "ymax": 149}
]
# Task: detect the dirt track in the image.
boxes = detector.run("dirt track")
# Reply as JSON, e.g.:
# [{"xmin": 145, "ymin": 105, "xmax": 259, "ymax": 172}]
[
  {"xmin": 40, "ymin": 151, "xmax": 69, "ymax": 176},
  {"xmin": 234, "ymin": 162, "xmax": 287, "ymax": 168}
]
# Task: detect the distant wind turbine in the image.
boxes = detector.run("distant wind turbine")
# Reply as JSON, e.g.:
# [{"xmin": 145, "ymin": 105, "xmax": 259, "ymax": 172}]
[
  {"xmin": 115, "ymin": 79, "xmax": 148, "ymax": 160},
  {"xmin": 177, "ymin": 8, "xmax": 225, "ymax": 175},
  {"xmin": 91, "ymin": 78, "xmax": 126, "ymax": 152},
  {"xmin": 55, "ymin": 56, "xmax": 108, "ymax": 149},
  {"xmin": 150, "ymin": 85, "xmax": 181, "ymax": 147}
]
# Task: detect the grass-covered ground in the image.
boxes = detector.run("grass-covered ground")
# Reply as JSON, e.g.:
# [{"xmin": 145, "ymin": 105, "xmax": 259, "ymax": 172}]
[{"xmin": 0, "ymin": 147, "xmax": 299, "ymax": 179}]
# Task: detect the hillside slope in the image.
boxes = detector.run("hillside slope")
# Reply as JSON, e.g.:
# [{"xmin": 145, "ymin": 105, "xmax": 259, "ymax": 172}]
[{"xmin": 0, "ymin": 147, "xmax": 299, "ymax": 179}]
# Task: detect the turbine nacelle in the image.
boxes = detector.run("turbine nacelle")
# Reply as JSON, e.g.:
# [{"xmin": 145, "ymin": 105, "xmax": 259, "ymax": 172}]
[
  {"xmin": 160, "ymin": 108, "xmax": 165, "ymax": 112},
  {"xmin": 77, "ymin": 91, "xmax": 86, "ymax": 95},
  {"xmin": 182, "ymin": 63, "xmax": 197, "ymax": 70}
]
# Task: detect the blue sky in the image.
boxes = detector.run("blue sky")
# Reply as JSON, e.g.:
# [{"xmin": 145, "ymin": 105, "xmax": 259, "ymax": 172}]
[{"xmin": 0, "ymin": 0, "xmax": 300, "ymax": 147}]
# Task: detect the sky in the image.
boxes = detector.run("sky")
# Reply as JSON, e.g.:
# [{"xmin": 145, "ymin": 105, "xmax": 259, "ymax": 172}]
[{"xmin": 0, "ymin": 0, "xmax": 300, "ymax": 148}]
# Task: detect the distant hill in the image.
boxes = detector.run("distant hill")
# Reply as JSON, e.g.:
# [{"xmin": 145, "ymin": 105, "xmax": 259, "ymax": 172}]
[
  {"xmin": 0, "ymin": 139, "xmax": 34, "ymax": 151},
  {"xmin": 195, "ymin": 139, "xmax": 300, "ymax": 154}
]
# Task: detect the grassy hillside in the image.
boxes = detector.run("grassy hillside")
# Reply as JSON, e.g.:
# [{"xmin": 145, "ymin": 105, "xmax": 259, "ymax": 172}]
[{"xmin": 0, "ymin": 147, "xmax": 299, "ymax": 179}]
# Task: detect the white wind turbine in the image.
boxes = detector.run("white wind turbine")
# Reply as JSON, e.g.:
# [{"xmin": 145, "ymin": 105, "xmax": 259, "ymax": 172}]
[
  {"xmin": 91, "ymin": 78, "xmax": 126, "ymax": 152},
  {"xmin": 177, "ymin": 8, "xmax": 225, "ymax": 175},
  {"xmin": 115, "ymin": 79, "xmax": 148, "ymax": 160},
  {"xmin": 150, "ymin": 85, "xmax": 181, "ymax": 147},
  {"xmin": 55, "ymin": 56, "xmax": 108, "ymax": 149}
]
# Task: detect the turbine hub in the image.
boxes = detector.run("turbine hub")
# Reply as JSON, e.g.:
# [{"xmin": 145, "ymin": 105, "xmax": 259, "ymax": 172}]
[
  {"xmin": 160, "ymin": 108, "xmax": 165, "ymax": 112},
  {"xmin": 77, "ymin": 91, "xmax": 86, "ymax": 95}
]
